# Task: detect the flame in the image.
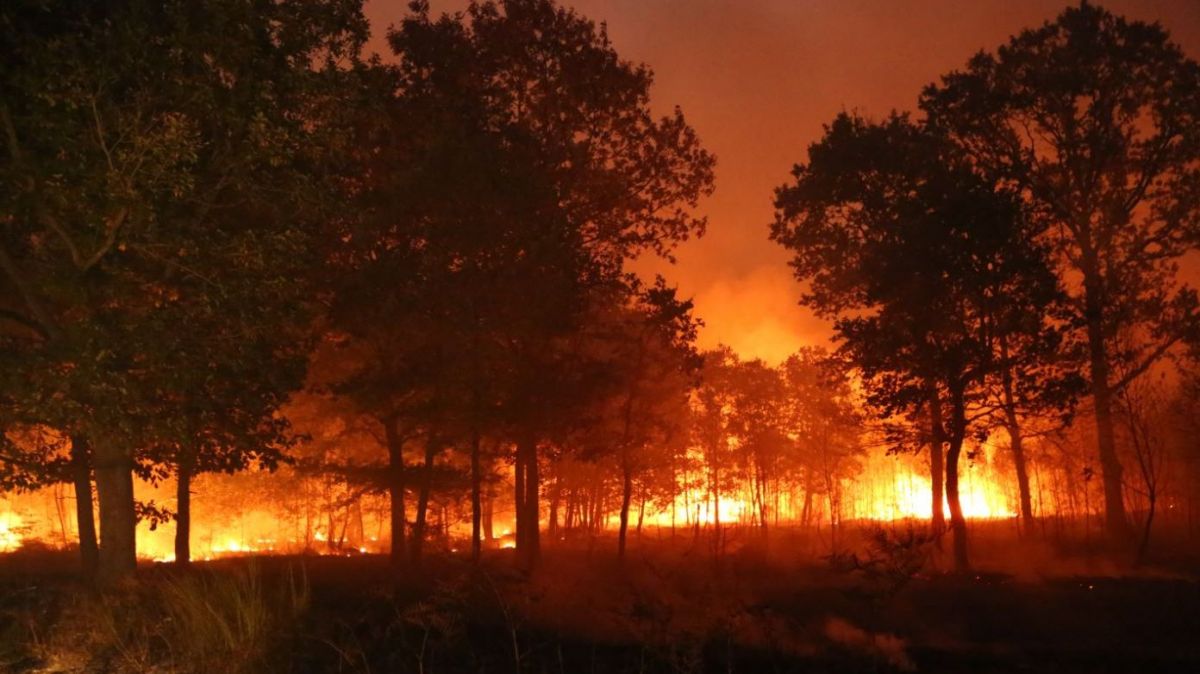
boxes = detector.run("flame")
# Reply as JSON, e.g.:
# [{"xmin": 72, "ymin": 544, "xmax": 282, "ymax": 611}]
[
  {"xmin": 1, "ymin": 442, "xmax": 1023, "ymax": 560},
  {"xmin": 851, "ymin": 444, "xmax": 1016, "ymax": 521},
  {"xmin": 0, "ymin": 511, "xmax": 24, "ymax": 552},
  {"xmin": 858, "ymin": 472, "xmax": 1015, "ymax": 520}
]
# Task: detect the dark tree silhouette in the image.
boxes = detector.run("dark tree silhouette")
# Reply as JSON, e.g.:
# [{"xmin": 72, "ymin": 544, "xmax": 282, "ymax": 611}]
[
  {"xmin": 0, "ymin": 0, "xmax": 367, "ymax": 581},
  {"xmin": 383, "ymin": 0, "xmax": 714, "ymax": 570},
  {"xmin": 772, "ymin": 113, "xmax": 1063, "ymax": 571},
  {"xmin": 921, "ymin": 2, "xmax": 1200, "ymax": 548}
]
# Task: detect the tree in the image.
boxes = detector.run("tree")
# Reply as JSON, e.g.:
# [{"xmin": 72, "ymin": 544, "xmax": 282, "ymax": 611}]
[
  {"xmin": 980, "ymin": 312, "xmax": 1082, "ymax": 537},
  {"xmin": 779, "ymin": 348, "xmax": 864, "ymax": 545},
  {"xmin": 1114, "ymin": 361, "xmax": 1170, "ymax": 565},
  {"xmin": 382, "ymin": 0, "xmax": 714, "ymax": 569},
  {"xmin": 691, "ymin": 347, "xmax": 740, "ymax": 555},
  {"xmin": 725, "ymin": 359, "xmax": 787, "ymax": 537},
  {"xmin": 921, "ymin": 2, "xmax": 1200, "ymax": 547},
  {"xmin": 0, "ymin": 0, "xmax": 367, "ymax": 581},
  {"xmin": 592, "ymin": 281, "xmax": 699, "ymax": 559},
  {"xmin": 772, "ymin": 113, "xmax": 1062, "ymax": 571}
]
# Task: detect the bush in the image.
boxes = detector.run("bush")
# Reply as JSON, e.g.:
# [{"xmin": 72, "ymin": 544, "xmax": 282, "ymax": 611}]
[{"xmin": 828, "ymin": 524, "xmax": 939, "ymax": 598}]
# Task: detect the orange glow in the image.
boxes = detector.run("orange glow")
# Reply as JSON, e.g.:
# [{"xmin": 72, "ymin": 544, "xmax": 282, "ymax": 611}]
[
  {"xmin": 0, "ymin": 510, "xmax": 24, "ymax": 552},
  {"xmin": 857, "ymin": 472, "xmax": 1015, "ymax": 521},
  {"xmin": 1, "ymin": 441, "xmax": 1023, "ymax": 560}
]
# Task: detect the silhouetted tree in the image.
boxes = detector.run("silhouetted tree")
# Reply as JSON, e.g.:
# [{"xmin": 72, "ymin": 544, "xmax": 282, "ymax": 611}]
[
  {"xmin": 921, "ymin": 2, "xmax": 1200, "ymax": 547},
  {"xmin": 384, "ymin": 0, "xmax": 714, "ymax": 570},
  {"xmin": 779, "ymin": 348, "xmax": 864, "ymax": 544},
  {"xmin": 0, "ymin": 0, "xmax": 367, "ymax": 581},
  {"xmin": 773, "ymin": 113, "xmax": 1062, "ymax": 571}
]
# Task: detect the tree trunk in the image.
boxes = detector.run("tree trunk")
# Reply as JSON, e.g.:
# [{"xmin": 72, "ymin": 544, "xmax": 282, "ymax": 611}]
[
  {"xmin": 175, "ymin": 454, "xmax": 193, "ymax": 566},
  {"xmin": 93, "ymin": 440, "xmax": 137, "ymax": 583},
  {"xmin": 70, "ymin": 436, "xmax": 99, "ymax": 578},
  {"xmin": 524, "ymin": 436, "xmax": 540, "ymax": 566},
  {"xmin": 484, "ymin": 480, "xmax": 495, "ymax": 542},
  {"xmin": 946, "ymin": 385, "xmax": 970, "ymax": 572},
  {"xmin": 1082, "ymin": 262, "xmax": 1131, "ymax": 546},
  {"xmin": 1006, "ymin": 417, "xmax": 1035, "ymax": 534},
  {"xmin": 383, "ymin": 417, "xmax": 407, "ymax": 566},
  {"xmin": 470, "ymin": 425, "xmax": 482, "ymax": 563},
  {"xmin": 927, "ymin": 380, "xmax": 946, "ymax": 534},
  {"xmin": 709, "ymin": 448, "xmax": 721, "ymax": 556},
  {"xmin": 998, "ymin": 340, "xmax": 1035, "ymax": 535},
  {"xmin": 636, "ymin": 489, "xmax": 646, "ymax": 536},
  {"xmin": 758, "ymin": 466, "xmax": 769, "ymax": 537},
  {"xmin": 515, "ymin": 432, "xmax": 540, "ymax": 569},
  {"xmin": 514, "ymin": 440, "xmax": 526, "ymax": 546},
  {"xmin": 801, "ymin": 474, "xmax": 813, "ymax": 528},
  {"xmin": 548, "ymin": 475, "xmax": 560, "ymax": 540},
  {"xmin": 411, "ymin": 431, "xmax": 438, "ymax": 565},
  {"xmin": 618, "ymin": 460, "xmax": 633, "ymax": 559},
  {"xmin": 1137, "ymin": 491, "xmax": 1156, "ymax": 567}
]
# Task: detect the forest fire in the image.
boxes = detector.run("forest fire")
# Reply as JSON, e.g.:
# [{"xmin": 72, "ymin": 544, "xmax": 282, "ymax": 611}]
[
  {"xmin": 0, "ymin": 444, "xmax": 1025, "ymax": 563},
  {"xmin": 4, "ymin": 0, "xmax": 1200, "ymax": 672}
]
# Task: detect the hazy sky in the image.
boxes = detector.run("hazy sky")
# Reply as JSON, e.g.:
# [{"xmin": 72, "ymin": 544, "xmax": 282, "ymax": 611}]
[{"xmin": 365, "ymin": 0, "xmax": 1200, "ymax": 363}]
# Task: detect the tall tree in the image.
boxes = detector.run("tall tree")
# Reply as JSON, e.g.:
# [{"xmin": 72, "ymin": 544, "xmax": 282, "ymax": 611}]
[
  {"xmin": 921, "ymin": 2, "xmax": 1200, "ymax": 546},
  {"xmin": 0, "ymin": 0, "xmax": 367, "ymax": 581},
  {"xmin": 384, "ymin": 0, "xmax": 714, "ymax": 569},
  {"xmin": 691, "ymin": 347, "xmax": 740, "ymax": 555},
  {"xmin": 592, "ymin": 281, "xmax": 699, "ymax": 559},
  {"xmin": 779, "ymin": 349, "xmax": 864, "ymax": 544},
  {"xmin": 772, "ymin": 113, "xmax": 1062, "ymax": 571}
]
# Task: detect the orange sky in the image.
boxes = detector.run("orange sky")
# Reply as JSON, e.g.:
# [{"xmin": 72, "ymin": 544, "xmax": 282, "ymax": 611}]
[{"xmin": 365, "ymin": 0, "xmax": 1200, "ymax": 364}]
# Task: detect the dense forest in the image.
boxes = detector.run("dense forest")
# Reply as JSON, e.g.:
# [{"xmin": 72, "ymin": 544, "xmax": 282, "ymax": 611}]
[{"xmin": 3, "ymin": 1, "xmax": 1200, "ymax": 672}]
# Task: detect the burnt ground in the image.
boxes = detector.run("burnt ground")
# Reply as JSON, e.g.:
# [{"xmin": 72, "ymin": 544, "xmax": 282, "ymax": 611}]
[{"xmin": 2, "ymin": 529, "xmax": 1200, "ymax": 673}]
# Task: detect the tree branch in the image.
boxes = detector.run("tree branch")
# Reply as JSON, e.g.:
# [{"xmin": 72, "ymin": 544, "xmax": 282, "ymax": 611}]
[
  {"xmin": 1109, "ymin": 323, "xmax": 1193, "ymax": 395},
  {"xmin": 0, "ymin": 241, "xmax": 62, "ymax": 342}
]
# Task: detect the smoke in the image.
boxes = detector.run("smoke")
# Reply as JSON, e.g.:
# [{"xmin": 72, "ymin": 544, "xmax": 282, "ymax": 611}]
[{"xmin": 687, "ymin": 265, "xmax": 831, "ymax": 363}]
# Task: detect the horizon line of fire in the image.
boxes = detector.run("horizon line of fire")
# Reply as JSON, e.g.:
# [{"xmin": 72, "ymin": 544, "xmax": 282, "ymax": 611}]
[{"xmin": 5, "ymin": 434, "xmax": 1184, "ymax": 561}]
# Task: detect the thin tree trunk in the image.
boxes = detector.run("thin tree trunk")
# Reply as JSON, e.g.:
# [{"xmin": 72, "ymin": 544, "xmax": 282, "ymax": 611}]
[
  {"xmin": 548, "ymin": 475, "xmax": 560, "ymax": 540},
  {"xmin": 175, "ymin": 453, "xmax": 193, "ymax": 566},
  {"xmin": 709, "ymin": 448, "xmax": 721, "ymax": 556},
  {"xmin": 801, "ymin": 475, "xmax": 813, "ymax": 528},
  {"xmin": 1138, "ymin": 493, "xmax": 1156, "ymax": 566},
  {"xmin": 928, "ymin": 380, "xmax": 946, "ymax": 534},
  {"xmin": 758, "ymin": 465, "xmax": 769, "ymax": 537},
  {"xmin": 1082, "ymin": 262, "xmax": 1130, "ymax": 546},
  {"xmin": 384, "ymin": 416, "xmax": 407, "ymax": 566},
  {"xmin": 484, "ymin": 479, "xmax": 495, "ymax": 542},
  {"xmin": 998, "ymin": 340, "xmax": 1035, "ymax": 535},
  {"xmin": 411, "ymin": 430, "xmax": 438, "ymax": 565},
  {"xmin": 469, "ymin": 308, "xmax": 484, "ymax": 563},
  {"xmin": 618, "ymin": 460, "xmax": 633, "ymax": 559},
  {"xmin": 946, "ymin": 385, "xmax": 970, "ymax": 572},
  {"xmin": 636, "ymin": 488, "xmax": 646, "ymax": 536},
  {"xmin": 525, "ymin": 437, "xmax": 539, "ymax": 560},
  {"xmin": 514, "ymin": 440, "xmax": 526, "ymax": 547},
  {"xmin": 471, "ymin": 426, "xmax": 482, "ymax": 563}
]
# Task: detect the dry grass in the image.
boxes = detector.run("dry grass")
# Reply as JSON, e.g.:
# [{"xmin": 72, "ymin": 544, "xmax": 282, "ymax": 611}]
[{"xmin": 20, "ymin": 562, "xmax": 308, "ymax": 673}]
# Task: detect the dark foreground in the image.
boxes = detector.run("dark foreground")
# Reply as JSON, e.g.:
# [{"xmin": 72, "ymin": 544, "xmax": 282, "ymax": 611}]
[{"xmin": 2, "ymin": 533, "xmax": 1199, "ymax": 673}]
